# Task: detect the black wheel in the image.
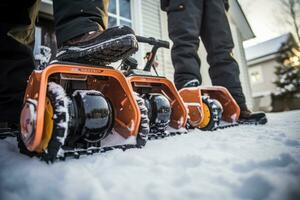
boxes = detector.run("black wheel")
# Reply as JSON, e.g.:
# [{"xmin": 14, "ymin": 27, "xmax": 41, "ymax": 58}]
[
  {"xmin": 41, "ymin": 82, "xmax": 70, "ymax": 162},
  {"xmin": 198, "ymin": 96, "xmax": 222, "ymax": 131},
  {"xmin": 134, "ymin": 93, "xmax": 150, "ymax": 147}
]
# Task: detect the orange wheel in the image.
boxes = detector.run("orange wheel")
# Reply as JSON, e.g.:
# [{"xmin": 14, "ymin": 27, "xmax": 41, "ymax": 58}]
[
  {"xmin": 36, "ymin": 97, "xmax": 54, "ymax": 153},
  {"xmin": 199, "ymin": 101, "xmax": 211, "ymax": 129},
  {"xmin": 198, "ymin": 96, "xmax": 221, "ymax": 131}
]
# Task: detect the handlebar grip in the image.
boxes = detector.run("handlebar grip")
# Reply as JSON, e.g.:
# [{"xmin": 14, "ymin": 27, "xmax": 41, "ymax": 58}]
[{"xmin": 136, "ymin": 35, "xmax": 170, "ymax": 49}]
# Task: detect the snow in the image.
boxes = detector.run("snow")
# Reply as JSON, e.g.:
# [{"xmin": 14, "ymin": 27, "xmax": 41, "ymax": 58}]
[
  {"xmin": 1, "ymin": 111, "xmax": 300, "ymax": 200},
  {"xmin": 34, "ymin": 46, "xmax": 51, "ymax": 70}
]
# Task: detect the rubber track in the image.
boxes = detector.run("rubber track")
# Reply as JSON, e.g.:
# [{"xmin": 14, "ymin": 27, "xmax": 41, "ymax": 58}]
[
  {"xmin": 135, "ymin": 93, "xmax": 150, "ymax": 147},
  {"xmin": 41, "ymin": 82, "xmax": 70, "ymax": 162}
]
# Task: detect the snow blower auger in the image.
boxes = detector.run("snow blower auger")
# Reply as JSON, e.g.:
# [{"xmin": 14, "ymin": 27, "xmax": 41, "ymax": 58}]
[{"xmin": 19, "ymin": 63, "xmax": 149, "ymax": 162}]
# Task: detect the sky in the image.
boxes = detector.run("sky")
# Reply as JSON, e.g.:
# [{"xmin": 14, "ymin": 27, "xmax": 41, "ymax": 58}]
[{"xmin": 239, "ymin": 0, "xmax": 297, "ymax": 47}]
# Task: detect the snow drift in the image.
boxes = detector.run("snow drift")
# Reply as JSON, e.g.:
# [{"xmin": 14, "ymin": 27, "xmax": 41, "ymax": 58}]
[{"xmin": 0, "ymin": 111, "xmax": 300, "ymax": 200}]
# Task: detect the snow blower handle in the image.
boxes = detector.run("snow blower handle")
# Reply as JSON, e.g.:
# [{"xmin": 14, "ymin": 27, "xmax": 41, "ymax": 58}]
[
  {"xmin": 136, "ymin": 36, "xmax": 170, "ymax": 72},
  {"xmin": 136, "ymin": 36, "xmax": 170, "ymax": 49}
]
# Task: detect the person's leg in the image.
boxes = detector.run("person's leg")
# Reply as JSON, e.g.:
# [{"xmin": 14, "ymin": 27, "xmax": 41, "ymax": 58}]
[
  {"xmin": 200, "ymin": 0, "xmax": 267, "ymax": 124},
  {"xmin": 200, "ymin": 0, "xmax": 247, "ymax": 111},
  {"xmin": 53, "ymin": 0, "xmax": 109, "ymax": 47},
  {"xmin": 167, "ymin": 0, "xmax": 204, "ymax": 90},
  {"xmin": 53, "ymin": 0, "xmax": 138, "ymax": 65},
  {"xmin": 0, "ymin": 33, "xmax": 35, "ymax": 124},
  {"xmin": 0, "ymin": 1, "xmax": 38, "ymax": 125}
]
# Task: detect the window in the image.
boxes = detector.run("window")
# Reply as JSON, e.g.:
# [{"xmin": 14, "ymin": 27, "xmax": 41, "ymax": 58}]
[
  {"xmin": 108, "ymin": 0, "xmax": 132, "ymax": 27},
  {"xmin": 249, "ymin": 66, "xmax": 264, "ymax": 84},
  {"xmin": 250, "ymin": 71, "xmax": 262, "ymax": 83}
]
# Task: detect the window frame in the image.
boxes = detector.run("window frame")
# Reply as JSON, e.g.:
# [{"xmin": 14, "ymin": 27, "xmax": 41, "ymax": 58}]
[
  {"xmin": 108, "ymin": 0, "xmax": 133, "ymax": 27},
  {"xmin": 249, "ymin": 65, "xmax": 264, "ymax": 84}
]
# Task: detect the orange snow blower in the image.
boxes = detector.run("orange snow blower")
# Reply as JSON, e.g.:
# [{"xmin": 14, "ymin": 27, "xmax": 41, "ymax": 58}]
[{"xmin": 19, "ymin": 63, "xmax": 148, "ymax": 161}]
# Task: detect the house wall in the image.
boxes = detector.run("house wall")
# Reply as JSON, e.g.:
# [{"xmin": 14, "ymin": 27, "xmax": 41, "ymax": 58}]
[
  {"xmin": 248, "ymin": 60, "xmax": 278, "ymax": 97},
  {"xmin": 248, "ymin": 59, "xmax": 278, "ymax": 111}
]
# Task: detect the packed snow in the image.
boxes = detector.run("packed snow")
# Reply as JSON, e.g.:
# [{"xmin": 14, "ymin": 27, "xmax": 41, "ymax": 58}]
[{"xmin": 1, "ymin": 110, "xmax": 300, "ymax": 200}]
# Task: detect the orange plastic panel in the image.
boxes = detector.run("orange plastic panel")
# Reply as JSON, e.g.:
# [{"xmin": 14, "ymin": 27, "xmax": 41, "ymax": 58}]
[{"xmin": 179, "ymin": 87, "xmax": 204, "ymax": 127}]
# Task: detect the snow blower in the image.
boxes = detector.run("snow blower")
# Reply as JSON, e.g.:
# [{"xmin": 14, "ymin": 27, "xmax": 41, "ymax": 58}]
[
  {"xmin": 121, "ymin": 36, "xmax": 240, "ymax": 139},
  {"xmin": 19, "ymin": 63, "xmax": 150, "ymax": 161}
]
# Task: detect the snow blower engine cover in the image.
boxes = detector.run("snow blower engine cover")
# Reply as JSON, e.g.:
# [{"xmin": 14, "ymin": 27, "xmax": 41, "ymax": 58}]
[
  {"xmin": 144, "ymin": 94, "xmax": 171, "ymax": 133},
  {"xmin": 69, "ymin": 90, "xmax": 114, "ymax": 143}
]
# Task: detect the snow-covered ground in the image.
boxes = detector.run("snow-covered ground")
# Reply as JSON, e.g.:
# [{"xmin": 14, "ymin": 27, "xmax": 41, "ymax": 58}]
[{"xmin": 1, "ymin": 110, "xmax": 300, "ymax": 200}]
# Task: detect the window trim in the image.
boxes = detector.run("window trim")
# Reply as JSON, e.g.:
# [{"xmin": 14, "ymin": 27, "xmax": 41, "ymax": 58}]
[
  {"xmin": 249, "ymin": 65, "xmax": 264, "ymax": 84},
  {"xmin": 108, "ymin": 0, "xmax": 133, "ymax": 27}
]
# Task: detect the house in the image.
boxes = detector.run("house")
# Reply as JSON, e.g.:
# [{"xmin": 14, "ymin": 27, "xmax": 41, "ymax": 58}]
[
  {"xmin": 36, "ymin": 0, "xmax": 255, "ymax": 109},
  {"xmin": 245, "ymin": 33, "xmax": 298, "ymax": 111}
]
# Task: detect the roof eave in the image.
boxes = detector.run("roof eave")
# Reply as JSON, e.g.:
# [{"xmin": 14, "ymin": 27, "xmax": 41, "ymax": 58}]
[
  {"xmin": 247, "ymin": 53, "xmax": 279, "ymax": 66},
  {"xmin": 228, "ymin": 0, "xmax": 255, "ymax": 41}
]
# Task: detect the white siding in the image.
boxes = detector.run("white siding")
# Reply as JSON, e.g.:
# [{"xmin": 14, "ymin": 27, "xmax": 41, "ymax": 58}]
[
  {"xmin": 139, "ymin": 0, "xmax": 166, "ymax": 75},
  {"xmin": 231, "ymin": 23, "xmax": 254, "ymax": 109},
  {"xmin": 160, "ymin": 11, "xmax": 174, "ymax": 80}
]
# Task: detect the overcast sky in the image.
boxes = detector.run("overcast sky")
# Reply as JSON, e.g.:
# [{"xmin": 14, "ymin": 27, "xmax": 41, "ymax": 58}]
[{"xmin": 239, "ymin": 0, "xmax": 296, "ymax": 47}]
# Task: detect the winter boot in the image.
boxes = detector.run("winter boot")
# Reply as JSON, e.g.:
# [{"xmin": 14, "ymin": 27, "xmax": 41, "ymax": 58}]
[
  {"xmin": 238, "ymin": 109, "xmax": 267, "ymax": 125},
  {"xmin": 55, "ymin": 26, "xmax": 138, "ymax": 66}
]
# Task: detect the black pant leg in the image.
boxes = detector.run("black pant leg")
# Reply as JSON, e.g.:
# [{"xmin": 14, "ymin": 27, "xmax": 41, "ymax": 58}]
[
  {"xmin": 0, "ymin": 30, "xmax": 35, "ymax": 123},
  {"xmin": 53, "ymin": 0, "xmax": 108, "ymax": 47},
  {"xmin": 200, "ymin": 0, "xmax": 247, "ymax": 110},
  {"xmin": 167, "ymin": 0, "xmax": 204, "ymax": 89}
]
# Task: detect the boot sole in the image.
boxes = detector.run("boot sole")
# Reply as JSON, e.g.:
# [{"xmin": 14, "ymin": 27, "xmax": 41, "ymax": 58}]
[
  {"xmin": 56, "ymin": 34, "xmax": 138, "ymax": 66},
  {"xmin": 238, "ymin": 116, "xmax": 268, "ymax": 125}
]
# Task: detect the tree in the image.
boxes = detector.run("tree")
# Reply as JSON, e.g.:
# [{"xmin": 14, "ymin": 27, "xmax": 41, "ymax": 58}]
[
  {"xmin": 272, "ymin": 47, "xmax": 300, "ymax": 111},
  {"xmin": 280, "ymin": 0, "xmax": 300, "ymax": 43},
  {"xmin": 273, "ymin": 63, "xmax": 300, "ymax": 97}
]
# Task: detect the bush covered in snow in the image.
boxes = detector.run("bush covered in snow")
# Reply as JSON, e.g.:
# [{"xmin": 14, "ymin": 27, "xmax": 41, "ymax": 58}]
[
  {"xmin": 272, "ymin": 47, "xmax": 300, "ymax": 111},
  {"xmin": 273, "ymin": 64, "xmax": 300, "ymax": 97}
]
